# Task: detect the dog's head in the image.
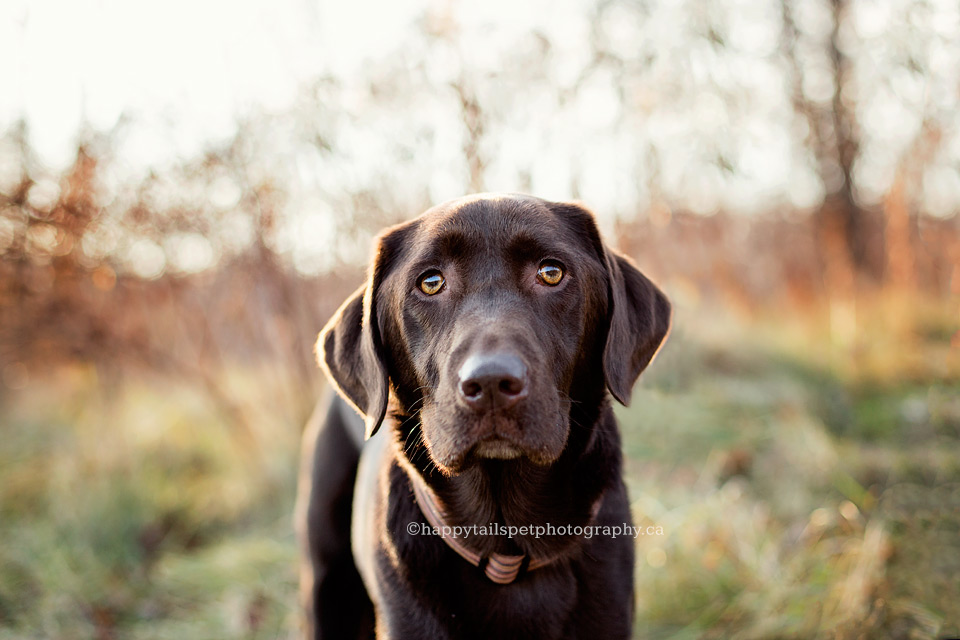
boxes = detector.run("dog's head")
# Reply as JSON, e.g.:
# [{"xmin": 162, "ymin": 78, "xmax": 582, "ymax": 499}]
[{"xmin": 319, "ymin": 194, "xmax": 670, "ymax": 475}]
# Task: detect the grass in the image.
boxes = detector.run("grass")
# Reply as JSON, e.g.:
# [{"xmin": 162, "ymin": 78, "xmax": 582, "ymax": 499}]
[
  {"xmin": 0, "ymin": 366, "xmax": 301, "ymax": 639},
  {"xmin": 621, "ymin": 291, "xmax": 959, "ymax": 639},
  {"xmin": 1, "ymin": 291, "xmax": 957, "ymax": 638}
]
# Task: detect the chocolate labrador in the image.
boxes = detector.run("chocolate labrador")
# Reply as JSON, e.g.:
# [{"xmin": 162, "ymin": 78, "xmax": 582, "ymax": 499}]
[{"xmin": 295, "ymin": 194, "xmax": 670, "ymax": 639}]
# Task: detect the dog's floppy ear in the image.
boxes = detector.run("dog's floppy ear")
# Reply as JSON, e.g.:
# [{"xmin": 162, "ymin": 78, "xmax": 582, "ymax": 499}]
[
  {"xmin": 548, "ymin": 200, "xmax": 671, "ymax": 405},
  {"xmin": 317, "ymin": 223, "xmax": 411, "ymax": 439},
  {"xmin": 602, "ymin": 251, "xmax": 671, "ymax": 405}
]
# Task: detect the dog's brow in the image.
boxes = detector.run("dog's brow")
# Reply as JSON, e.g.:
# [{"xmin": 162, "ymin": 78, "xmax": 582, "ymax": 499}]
[
  {"xmin": 506, "ymin": 233, "xmax": 552, "ymax": 261},
  {"xmin": 431, "ymin": 230, "xmax": 471, "ymax": 258}
]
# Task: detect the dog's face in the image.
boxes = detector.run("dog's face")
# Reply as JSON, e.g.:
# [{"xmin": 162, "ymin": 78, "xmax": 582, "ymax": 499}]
[{"xmin": 320, "ymin": 194, "xmax": 670, "ymax": 475}]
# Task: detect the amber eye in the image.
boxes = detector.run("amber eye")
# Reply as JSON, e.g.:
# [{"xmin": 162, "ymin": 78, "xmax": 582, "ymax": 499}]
[
  {"xmin": 537, "ymin": 261, "xmax": 564, "ymax": 286},
  {"xmin": 418, "ymin": 270, "xmax": 445, "ymax": 295}
]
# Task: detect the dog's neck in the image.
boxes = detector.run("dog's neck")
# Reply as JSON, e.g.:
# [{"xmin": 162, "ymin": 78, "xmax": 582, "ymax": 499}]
[
  {"xmin": 394, "ymin": 402, "xmax": 620, "ymax": 559},
  {"xmin": 405, "ymin": 459, "xmax": 604, "ymax": 583}
]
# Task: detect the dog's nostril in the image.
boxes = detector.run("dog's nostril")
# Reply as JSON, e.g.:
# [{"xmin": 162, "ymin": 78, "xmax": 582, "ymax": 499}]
[
  {"xmin": 499, "ymin": 377, "xmax": 524, "ymax": 396},
  {"xmin": 461, "ymin": 380, "xmax": 483, "ymax": 398}
]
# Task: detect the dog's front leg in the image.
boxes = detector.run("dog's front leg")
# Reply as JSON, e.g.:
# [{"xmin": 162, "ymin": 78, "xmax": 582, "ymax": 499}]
[{"xmin": 370, "ymin": 559, "xmax": 455, "ymax": 640}]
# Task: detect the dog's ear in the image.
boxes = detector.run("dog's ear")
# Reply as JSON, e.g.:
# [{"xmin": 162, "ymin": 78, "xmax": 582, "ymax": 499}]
[
  {"xmin": 317, "ymin": 223, "xmax": 411, "ymax": 439},
  {"xmin": 548, "ymin": 200, "xmax": 671, "ymax": 405},
  {"xmin": 602, "ymin": 251, "xmax": 671, "ymax": 405}
]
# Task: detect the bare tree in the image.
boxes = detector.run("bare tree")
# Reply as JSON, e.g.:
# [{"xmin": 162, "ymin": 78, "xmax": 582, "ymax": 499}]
[{"xmin": 780, "ymin": 0, "xmax": 880, "ymax": 286}]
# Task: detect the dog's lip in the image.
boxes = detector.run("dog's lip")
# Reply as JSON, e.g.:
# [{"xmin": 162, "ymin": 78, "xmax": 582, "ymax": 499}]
[{"xmin": 472, "ymin": 436, "xmax": 523, "ymax": 460}]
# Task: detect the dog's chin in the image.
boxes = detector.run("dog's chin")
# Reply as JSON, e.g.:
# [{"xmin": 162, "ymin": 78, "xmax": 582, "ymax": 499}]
[
  {"xmin": 418, "ymin": 405, "xmax": 570, "ymax": 475},
  {"xmin": 428, "ymin": 439, "xmax": 525, "ymax": 476},
  {"xmin": 472, "ymin": 438, "xmax": 523, "ymax": 460}
]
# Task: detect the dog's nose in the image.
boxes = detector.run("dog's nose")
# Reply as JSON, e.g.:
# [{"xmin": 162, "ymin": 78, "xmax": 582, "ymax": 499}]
[{"xmin": 457, "ymin": 353, "xmax": 528, "ymax": 411}]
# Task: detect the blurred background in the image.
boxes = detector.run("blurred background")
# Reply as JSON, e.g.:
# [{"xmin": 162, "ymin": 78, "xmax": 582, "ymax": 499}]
[{"xmin": 1, "ymin": 0, "xmax": 958, "ymax": 637}]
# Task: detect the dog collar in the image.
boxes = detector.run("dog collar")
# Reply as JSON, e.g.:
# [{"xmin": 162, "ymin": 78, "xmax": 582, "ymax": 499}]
[{"xmin": 408, "ymin": 473, "xmax": 602, "ymax": 585}]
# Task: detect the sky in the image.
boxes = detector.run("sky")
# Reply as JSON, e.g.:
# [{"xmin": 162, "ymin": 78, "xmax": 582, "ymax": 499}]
[{"xmin": 0, "ymin": 0, "xmax": 423, "ymax": 170}]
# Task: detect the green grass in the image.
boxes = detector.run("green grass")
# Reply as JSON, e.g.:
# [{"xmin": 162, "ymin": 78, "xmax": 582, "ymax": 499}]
[
  {"xmin": 619, "ymin": 294, "xmax": 959, "ymax": 639},
  {"xmin": 0, "ymin": 366, "xmax": 300, "ymax": 639},
  {"xmin": 1, "ymin": 292, "xmax": 957, "ymax": 638}
]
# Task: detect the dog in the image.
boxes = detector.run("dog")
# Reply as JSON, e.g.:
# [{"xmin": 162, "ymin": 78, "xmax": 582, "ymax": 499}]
[{"xmin": 295, "ymin": 194, "xmax": 671, "ymax": 639}]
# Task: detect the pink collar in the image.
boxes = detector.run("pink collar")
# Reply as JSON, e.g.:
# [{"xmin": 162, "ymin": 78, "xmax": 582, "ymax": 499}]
[{"xmin": 408, "ymin": 473, "xmax": 602, "ymax": 585}]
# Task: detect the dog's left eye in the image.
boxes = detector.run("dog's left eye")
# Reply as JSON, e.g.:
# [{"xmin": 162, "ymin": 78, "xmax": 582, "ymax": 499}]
[
  {"xmin": 418, "ymin": 270, "xmax": 445, "ymax": 295},
  {"xmin": 537, "ymin": 261, "xmax": 564, "ymax": 286}
]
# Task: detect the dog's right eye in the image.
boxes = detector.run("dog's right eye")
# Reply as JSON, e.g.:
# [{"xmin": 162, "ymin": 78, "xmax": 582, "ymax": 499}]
[
  {"xmin": 418, "ymin": 271, "xmax": 445, "ymax": 295},
  {"xmin": 537, "ymin": 261, "xmax": 564, "ymax": 286}
]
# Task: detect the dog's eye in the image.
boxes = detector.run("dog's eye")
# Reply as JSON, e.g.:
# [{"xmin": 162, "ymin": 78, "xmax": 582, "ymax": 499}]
[
  {"xmin": 537, "ymin": 261, "xmax": 564, "ymax": 286},
  {"xmin": 418, "ymin": 271, "xmax": 445, "ymax": 295}
]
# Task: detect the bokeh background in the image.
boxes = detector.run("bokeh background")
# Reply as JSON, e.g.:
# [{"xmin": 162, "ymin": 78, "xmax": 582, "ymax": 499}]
[{"xmin": 1, "ymin": 0, "xmax": 959, "ymax": 638}]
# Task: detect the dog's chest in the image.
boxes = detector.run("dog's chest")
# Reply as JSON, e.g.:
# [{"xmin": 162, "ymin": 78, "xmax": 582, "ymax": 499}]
[{"xmin": 438, "ymin": 564, "xmax": 579, "ymax": 640}]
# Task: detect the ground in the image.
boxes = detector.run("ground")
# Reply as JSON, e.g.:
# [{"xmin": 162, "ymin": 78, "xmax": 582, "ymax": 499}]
[{"xmin": 1, "ymin": 292, "xmax": 957, "ymax": 639}]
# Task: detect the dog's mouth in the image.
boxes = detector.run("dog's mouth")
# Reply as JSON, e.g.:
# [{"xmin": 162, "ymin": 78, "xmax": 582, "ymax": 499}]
[
  {"xmin": 471, "ymin": 436, "xmax": 523, "ymax": 460},
  {"xmin": 417, "ymin": 396, "xmax": 570, "ymax": 475}
]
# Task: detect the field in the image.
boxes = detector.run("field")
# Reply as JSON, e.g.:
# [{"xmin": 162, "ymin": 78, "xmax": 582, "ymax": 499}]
[{"xmin": 1, "ymin": 292, "xmax": 958, "ymax": 639}]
